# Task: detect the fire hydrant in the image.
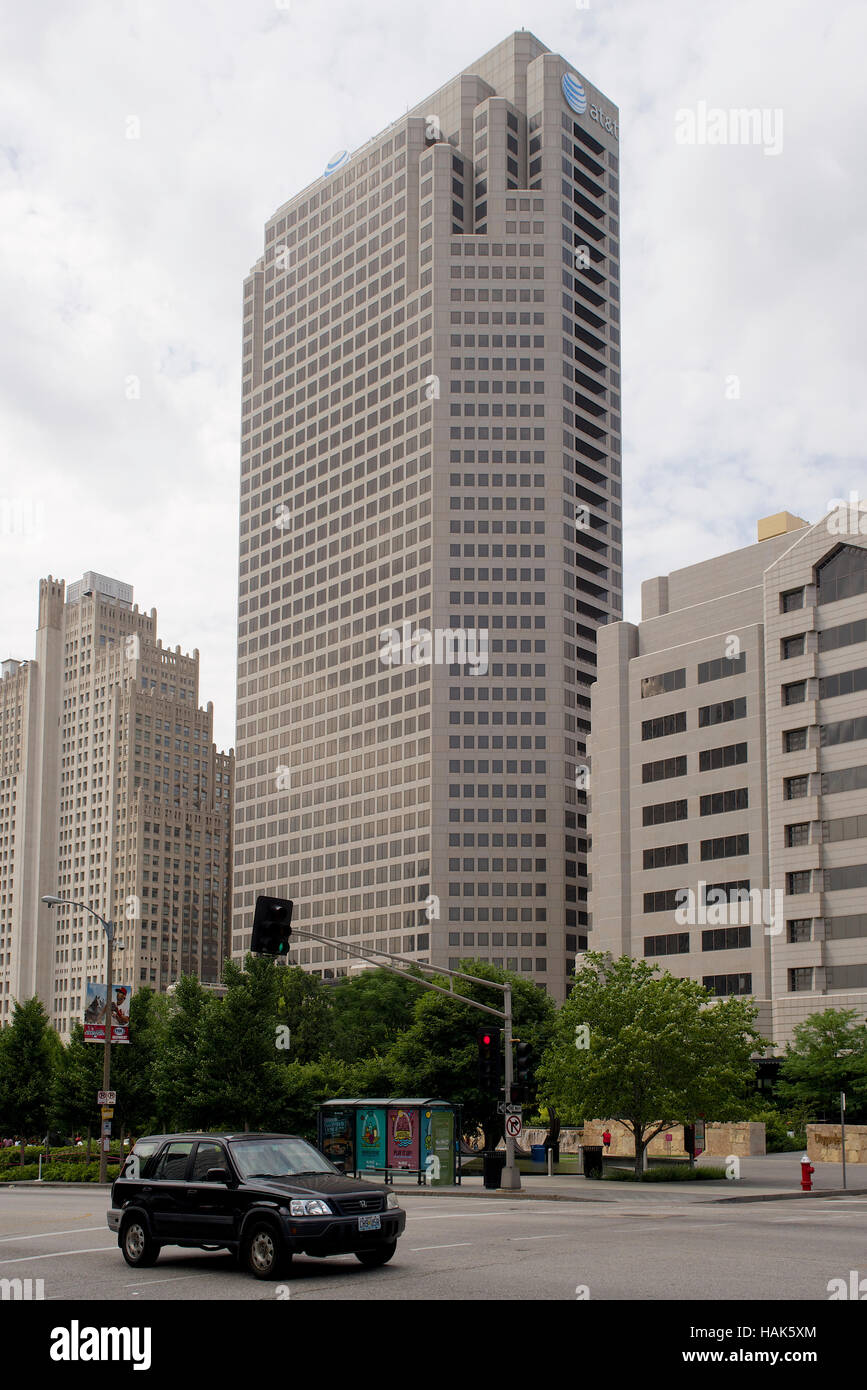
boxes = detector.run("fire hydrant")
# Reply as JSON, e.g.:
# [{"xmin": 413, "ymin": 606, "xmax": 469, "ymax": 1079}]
[{"xmin": 800, "ymin": 1155, "xmax": 814, "ymax": 1191}]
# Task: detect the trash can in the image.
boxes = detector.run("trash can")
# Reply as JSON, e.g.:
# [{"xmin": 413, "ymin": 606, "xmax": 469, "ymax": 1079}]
[
  {"xmin": 482, "ymin": 1150, "xmax": 508, "ymax": 1189},
  {"xmin": 582, "ymin": 1144, "xmax": 603, "ymax": 1179},
  {"xmin": 531, "ymin": 1144, "xmax": 547, "ymax": 1164}
]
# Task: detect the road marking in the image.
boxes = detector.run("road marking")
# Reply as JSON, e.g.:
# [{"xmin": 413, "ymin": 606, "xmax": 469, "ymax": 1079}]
[
  {"xmin": 507, "ymin": 1233, "xmax": 569, "ymax": 1241},
  {"xmin": 0, "ymin": 1245, "xmax": 115, "ymax": 1266},
  {"xmin": 0, "ymin": 1226, "xmax": 106, "ymax": 1243},
  {"xmin": 124, "ymin": 1274, "xmax": 207, "ymax": 1288},
  {"xmin": 409, "ymin": 1242, "xmax": 473, "ymax": 1252}
]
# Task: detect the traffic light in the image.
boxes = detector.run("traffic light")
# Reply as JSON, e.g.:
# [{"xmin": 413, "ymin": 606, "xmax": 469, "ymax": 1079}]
[
  {"xmin": 515, "ymin": 1040, "xmax": 532, "ymax": 1089},
  {"xmin": 477, "ymin": 1026, "xmax": 501, "ymax": 1092},
  {"xmin": 250, "ymin": 896, "xmax": 294, "ymax": 956}
]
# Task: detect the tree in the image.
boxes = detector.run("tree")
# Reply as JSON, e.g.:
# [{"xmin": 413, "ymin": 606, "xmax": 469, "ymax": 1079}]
[
  {"xmin": 50, "ymin": 1023, "xmax": 103, "ymax": 1142},
  {"xmin": 273, "ymin": 964, "xmax": 331, "ymax": 1063},
  {"xmin": 389, "ymin": 960, "xmax": 556, "ymax": 1149},
  {"xmin": 0, "ymin": 998, "xmax": 59, "ymax": 1163},
  {"xmin": 151, "ymin": 974, "xmax": 213, "ymax": 1130},
  {"xmin": 108, "ymin": 989, "xmax": 168, "ymax": 1137},
  {"xmin": 537, "ymin": 953, "xmax": 767, "ymax": 1177},
  {"xmin": 190, "ymin": 955, "xmax": 284, "ymax": 1129},
  {"xmin": 776, "ymin": 1009, "xmax": 867, "ymax": 1121},
  {"xmin": 327, "ymin": 968, "xmax": 422, "ymax": 1062}
]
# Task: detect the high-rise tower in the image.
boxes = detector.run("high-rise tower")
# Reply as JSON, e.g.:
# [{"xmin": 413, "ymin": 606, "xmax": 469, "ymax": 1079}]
[{"xmin": 233, "ymin": 32, "xmax": 622, "ymax": 999}]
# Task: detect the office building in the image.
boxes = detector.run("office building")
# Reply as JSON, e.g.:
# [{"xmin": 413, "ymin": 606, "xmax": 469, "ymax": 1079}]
[
  {"xmin": 0, "ymin": 572, "xmax": 233, "ymax": 1034},
  {"xmin": 588, "ymin": 508, "xmax": 867, "ymax": 1046},
  {"xmin": 233, "ymin": 32, "xmax": 622, "ymax": 998}
]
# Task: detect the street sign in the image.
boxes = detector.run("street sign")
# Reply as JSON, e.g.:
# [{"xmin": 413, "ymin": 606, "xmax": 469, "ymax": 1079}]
[
  {"xmin": 505, "ymin": 1114, "xmax": 523, "ymax": 1139},
  {"xmin": 497, "ymin": 1102, "xmax": 523, "ymax": 1115},
  {"xmin": 101, "ymin": 1107, "xmax": 114, "ymax": 1119},
  {"xmin": 97, "ymin": 1090, "xmax": 116, "ymax": 1105}
]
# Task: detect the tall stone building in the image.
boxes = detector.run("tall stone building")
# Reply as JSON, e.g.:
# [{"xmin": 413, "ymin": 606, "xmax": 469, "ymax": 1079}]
[
  {"xmin": 588, "ymin": 508, "xmax": 867, "ymax": 1047},
  {"xmin": 233, "ymin": 31, "xmax": 622, "ymax": 999},
  {"xmin": 0, "ymin": 572, "xmax": 233, "ymax": 1035}
]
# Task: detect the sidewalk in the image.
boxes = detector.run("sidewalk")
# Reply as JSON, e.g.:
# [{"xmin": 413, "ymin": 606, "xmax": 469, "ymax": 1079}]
[{"xmin": 387, "ymin": 1151, "xmax": 867, "ymax": 1204}]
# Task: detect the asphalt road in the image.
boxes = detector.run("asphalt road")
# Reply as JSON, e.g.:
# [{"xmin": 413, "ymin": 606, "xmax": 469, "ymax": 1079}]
[{"xmin": 2, "ymin": 1186, "xmax": 866, "ymax": 1301}]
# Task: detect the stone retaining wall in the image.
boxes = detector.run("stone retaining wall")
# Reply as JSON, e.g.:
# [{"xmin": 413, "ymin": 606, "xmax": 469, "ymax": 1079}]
[{"xmin": 807, "ymin": 1124, "xmax": 867, "ymax": 1164}]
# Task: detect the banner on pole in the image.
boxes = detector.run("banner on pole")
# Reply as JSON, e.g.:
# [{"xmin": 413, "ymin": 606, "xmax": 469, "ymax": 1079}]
[{"xmin": 84, "ymin": 982, "xmax": 131, "ymax": 1043}]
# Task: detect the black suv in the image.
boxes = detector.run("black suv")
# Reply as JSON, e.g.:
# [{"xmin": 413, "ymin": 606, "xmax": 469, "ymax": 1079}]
[{"xmin": 107, "ymin": 1132, "xmax": 406, "ymax": 1279}]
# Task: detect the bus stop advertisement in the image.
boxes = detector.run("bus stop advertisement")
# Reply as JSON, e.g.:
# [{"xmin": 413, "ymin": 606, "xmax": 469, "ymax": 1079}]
[{"xmin": 318, "ymin": 1099, "xmax": 459, "ymax": 1186}]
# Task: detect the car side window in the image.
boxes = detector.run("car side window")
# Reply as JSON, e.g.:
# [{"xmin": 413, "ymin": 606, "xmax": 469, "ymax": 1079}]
[
  {"xmin": 153, "ymin": 1141, "xmax": 194, "ymax": 1181},
  {"xmin": 122, "ymin": 1140, "xmax": 160, "ymax": 1179},
  {"xmin": 190, "ymin": 1142, "xmax": 226, "ymax": 1181}
]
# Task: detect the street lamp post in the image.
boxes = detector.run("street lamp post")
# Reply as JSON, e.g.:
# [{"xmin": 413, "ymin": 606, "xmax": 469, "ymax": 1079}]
[{"xmin": 42, "ymin": 895, "xmax": 120, "ymax": 1183}]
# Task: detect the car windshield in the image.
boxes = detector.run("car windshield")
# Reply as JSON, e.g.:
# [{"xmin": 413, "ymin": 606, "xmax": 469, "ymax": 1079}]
[{"xmin": 230, "ymin": 1137, "xmax": 335, "ymax": 1180}]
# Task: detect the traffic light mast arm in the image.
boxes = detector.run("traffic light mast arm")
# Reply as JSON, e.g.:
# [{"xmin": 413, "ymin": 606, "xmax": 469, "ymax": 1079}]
[{"xmin": 290, "ymin": 928, "xmax": 506, "ymax": 1019}]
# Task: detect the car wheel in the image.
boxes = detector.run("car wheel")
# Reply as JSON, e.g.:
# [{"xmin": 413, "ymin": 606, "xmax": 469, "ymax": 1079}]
[
  {"xmin": 120, "ymin": 1217, "xmax": 160, "ymax": 1268},
  {"xmin": 355, "ymin": 1240, "xmax": 397, "ymax": 1268},
  {"xmin": 244, "ymin": 1222, "xmax": 292, "ymax": 1280}
]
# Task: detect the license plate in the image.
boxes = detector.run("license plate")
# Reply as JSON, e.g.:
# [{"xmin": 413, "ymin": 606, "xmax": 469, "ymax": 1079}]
[{"xmin": 358, "ymin": 1214, "xmax": 381, "ymax": 1231}]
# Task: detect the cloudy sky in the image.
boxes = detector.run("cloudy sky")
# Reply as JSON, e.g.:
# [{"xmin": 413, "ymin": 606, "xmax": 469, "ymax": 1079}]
[{"xmin": 1, "ymin": 0, "xmax": 864, "ymax": 751}]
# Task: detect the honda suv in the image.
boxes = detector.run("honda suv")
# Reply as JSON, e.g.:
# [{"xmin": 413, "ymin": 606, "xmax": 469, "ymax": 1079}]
[{"xmin": 107, "ymin": 1132, "xmax": 405, "ymax": 1279}]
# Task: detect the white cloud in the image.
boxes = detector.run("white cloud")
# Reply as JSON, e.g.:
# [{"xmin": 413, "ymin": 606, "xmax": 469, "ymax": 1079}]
[{"xmin": 0, "ymin": 0, "xmax": 865, "ymax": 748}]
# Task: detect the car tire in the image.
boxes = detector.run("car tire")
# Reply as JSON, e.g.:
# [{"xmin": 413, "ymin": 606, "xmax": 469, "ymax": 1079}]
[
  {"xmin": 355, "ymin": 1240, "xmax": 397, "ymax": 1268},
  {"xmin": 120, "ymin": 1217, "xmax": 160, "ymax": 1269},
  {"xmin": 243, "ymin": 1222, "xmax": 292, "ymax": 1280}
]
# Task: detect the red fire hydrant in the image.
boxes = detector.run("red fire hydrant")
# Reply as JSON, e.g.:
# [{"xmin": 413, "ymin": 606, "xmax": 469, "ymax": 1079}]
[{"xmin": 800, "ymin": 1155, "xmax": 814, "ymax": 1191}]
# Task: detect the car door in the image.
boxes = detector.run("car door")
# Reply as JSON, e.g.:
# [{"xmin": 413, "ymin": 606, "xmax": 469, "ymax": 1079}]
[
  {"xmin": 148, "ymin": 1140, "xmax": 195, "ymax": 1239},
  {"xmin": 183, "ymin": 1141, "xmax": 237, "ymax": 1242}
]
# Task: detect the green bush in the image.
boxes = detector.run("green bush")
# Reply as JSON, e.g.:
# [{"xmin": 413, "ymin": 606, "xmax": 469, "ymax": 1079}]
[
  {"xmin": 750, "ymin": 1107, "xmax": 807, "ymax": 1153},
  {"xmin": 603, "ymin": 1164, "xmax": 728, "ymax": 1182},
  {"xmin": 0, "ymin": 1160, "xmax": 103, "ymax": 1182}
]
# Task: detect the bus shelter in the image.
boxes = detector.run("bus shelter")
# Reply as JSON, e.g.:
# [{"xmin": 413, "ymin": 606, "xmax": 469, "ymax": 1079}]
[{"xmin": 317, "ymin": 1098, "xmax": 461, "ymax": 1186}]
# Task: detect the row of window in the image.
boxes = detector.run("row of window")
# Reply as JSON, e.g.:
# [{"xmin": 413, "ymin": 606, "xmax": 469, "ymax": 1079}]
[{"xmin": 644, "ymin": 927, "xmax": 752, "ymax": 956}]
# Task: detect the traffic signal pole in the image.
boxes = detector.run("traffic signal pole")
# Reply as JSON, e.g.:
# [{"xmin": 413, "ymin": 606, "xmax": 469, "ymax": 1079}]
[{"xmin": 290, "ymin": 928, "xmax": 520, "ymax": 1189}]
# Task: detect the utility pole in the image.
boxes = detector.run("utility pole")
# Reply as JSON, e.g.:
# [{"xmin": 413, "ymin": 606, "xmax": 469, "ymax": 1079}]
[
  {"xmin": 841, "ymin": 1090, "xmax": 847, "ymax": 1191},
  {"xmin": 290, "ymin": 927, "xmax": 521, "ymax": 1190}
]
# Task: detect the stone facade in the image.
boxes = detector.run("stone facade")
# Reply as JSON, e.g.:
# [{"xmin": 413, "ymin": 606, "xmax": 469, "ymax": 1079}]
[
  {"xmin": 807, "ymin": 1123, "xmax": 867, "ymax": 1163},
  {"xmin": 578, "ymin": 1119, "xmax": 765, "ymax": 1156}
]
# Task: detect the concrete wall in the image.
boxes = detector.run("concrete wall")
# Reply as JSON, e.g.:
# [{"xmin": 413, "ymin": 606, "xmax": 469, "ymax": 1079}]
[
  {"xmin": 579, "ymin": 1119, "xmax": 765, "ymax": 1156},
  {"xmin": 807, "ymin": 1124, "xmax": 867, "ymax": 1164}
]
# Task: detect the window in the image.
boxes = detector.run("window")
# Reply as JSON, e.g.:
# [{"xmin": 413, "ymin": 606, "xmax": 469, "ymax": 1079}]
[
  {"xmin": 642, "ymin": 798, "xmax": 688, "ymax": 826},
  {"xmin": 784, "ymin": 775, "xmax": 809, "ymax": 800},
  {"xmin": 821, "ymin": 716, "xmax": 867, "ymax": 746},
  {"xmin": 785, "ymin": 823, "xmax": 810, "ymax": 847},
  {"xmin": 824, "ymin": 913, "xmax": 867, "ymax": 940},
  {"xmin": 823, "ymin": 813, "xmax": 867, "ymax": 843},
  {"xmin": 699, "ymin": 742, "xmax": 747, "ymax": 772},
  {"xmin": 641, "ymin": 711, "xmax": 687, "ymax": 740},
  {"xmin": 783, "ymin": 682, "xmax": 807, "ymax": 705},
  {"xmin": 700, "ymin": 834, "xmax": 749, "ymax": 860},
  {"xmin": 784, "ymin": 728, "xmax": 808, "ymax": 752},
  {"xmin": 819, "ymin": 667, "xmax": 867, "ymax": 699},
  {"xmin": 789, "ymin": 967, "xmax": 814, "ymax": 993},
  {"xmin": 780, "ymin": 588, "xmax": 804, "ymax": 612},
  {"xmin": 643, "ymin": 843, "xmax": 688, "ymax": 869},
  {"xmin": 782, "ymin": 635, "xmax": 805, "ymax": 659},
  {"xmin": 816, "ymin": 545, "xmax": 867, "ymax": 605},
  {"xmin": 825, "ymin": 864, "xmax": 867, "ymax": 892},
  {"xmin": 823, "ymin": 764, "xmax": 867, "ymax": 795},
  {"xmin": 819, "ymin": 617, "xmax": 867, "ymax": 651},
  {"xmin": 827, "ymin": 964, "xmax": 867, "ymax": 991},
  {"xmin": 641, "ymin": 755, "xmax": 687, "ymax": 784},
  {"xmin": 640, "ymin": 667, "xmax": 686, "ymax": 699},
  {"xmin": 702, "ymin": 926, "xmax": 751, "ymax": 951},
  {"xmin": 698, "ymin": 653, "xmax": 746, "ymax": 683},
  {"xmin": 703, "ymin": 973, "xmax": 752, "ymax": 996},
  {"xmin": 787, "ymin": 870, "xmax": 812, "ymax": 895},
  {"xmin": 153, "ymin": 1141, "xmax": 194, "ymax": 1181},
  {"xmin": 700, "ymin": 789, "xmax": 748, "ymax": 816},
  {"xmin": 698, "ymin": 698, "xmax": 747, "ymax": 727},
  {"xmin": 787, "ymin": 919, "xmax": 812, "ymax": 943},
  {"xmin": 644, "ymin": 932, "xmax": 689, "ymax": 956},
  {"xmin": 191, "ymin": 1142, "xmax": 226, "ymax": 1181},
  {"xmin": 643, "ymin": 888, "xmax": 685, "ymax": 913}
]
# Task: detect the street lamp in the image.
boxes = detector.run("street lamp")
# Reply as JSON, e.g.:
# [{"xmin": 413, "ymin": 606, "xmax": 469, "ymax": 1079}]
[{"xmin": 42, "ymin": 894, "xmax": 123, "ymax": 1184}]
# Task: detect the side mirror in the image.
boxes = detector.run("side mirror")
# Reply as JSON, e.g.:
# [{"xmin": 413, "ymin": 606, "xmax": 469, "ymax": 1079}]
[
  {"xmin": 205, "ymin": 1167, "xmax": 231, "ymax": 1184},
  {"xmin": 332, "ymin": 1159, "xmax": 346, "ymax": 1173}
]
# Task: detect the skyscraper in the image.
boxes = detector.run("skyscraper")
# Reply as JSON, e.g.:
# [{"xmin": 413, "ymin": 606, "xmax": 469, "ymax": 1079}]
[
  {"xmin": 0, "ymin": 572, "xmax": 233, "ymax": 1033},
  {"xmin": 233, "ymin": 32, "xmax": 622, "ymax": 999}
]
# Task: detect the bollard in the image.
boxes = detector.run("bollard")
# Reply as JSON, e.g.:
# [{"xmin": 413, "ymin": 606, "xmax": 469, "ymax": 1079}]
[
  {"xmin": 547, "ymin": 1148, "xmax": 553, "ymax": 1177},
  {"xmin": 800, "ymin": 1154, "xmax": 814, "ymax": 1191}
]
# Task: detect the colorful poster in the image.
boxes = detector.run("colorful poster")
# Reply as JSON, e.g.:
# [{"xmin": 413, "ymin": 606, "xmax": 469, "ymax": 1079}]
[
  {"xmin": 430, "ymin": 1109, "xmax": 454, "ymax": 1185},
  {"xmin": 320, "ymin": 1110, "xmax": 354, "ymax": 1169},
  {"xmin": 84, "ymin": 983, "xmax": 131, "ymax": 1043},
  {"xmin": 387, "ymin": 1106, "xmax": 419, "ymax": 1170},
  {"xmin": 356, "ymin": 1107, "xmax": 387, "ymax": 1172}
]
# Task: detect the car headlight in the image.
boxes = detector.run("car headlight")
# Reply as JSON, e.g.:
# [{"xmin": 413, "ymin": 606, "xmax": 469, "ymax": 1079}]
[
  {"xmin": 289, "ymin": 1199, "xmax": 332, "ymax": 1216},
  {"xmin": 387, "ymin": 1191, "xmax": 400, "ymax": 1209}
]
